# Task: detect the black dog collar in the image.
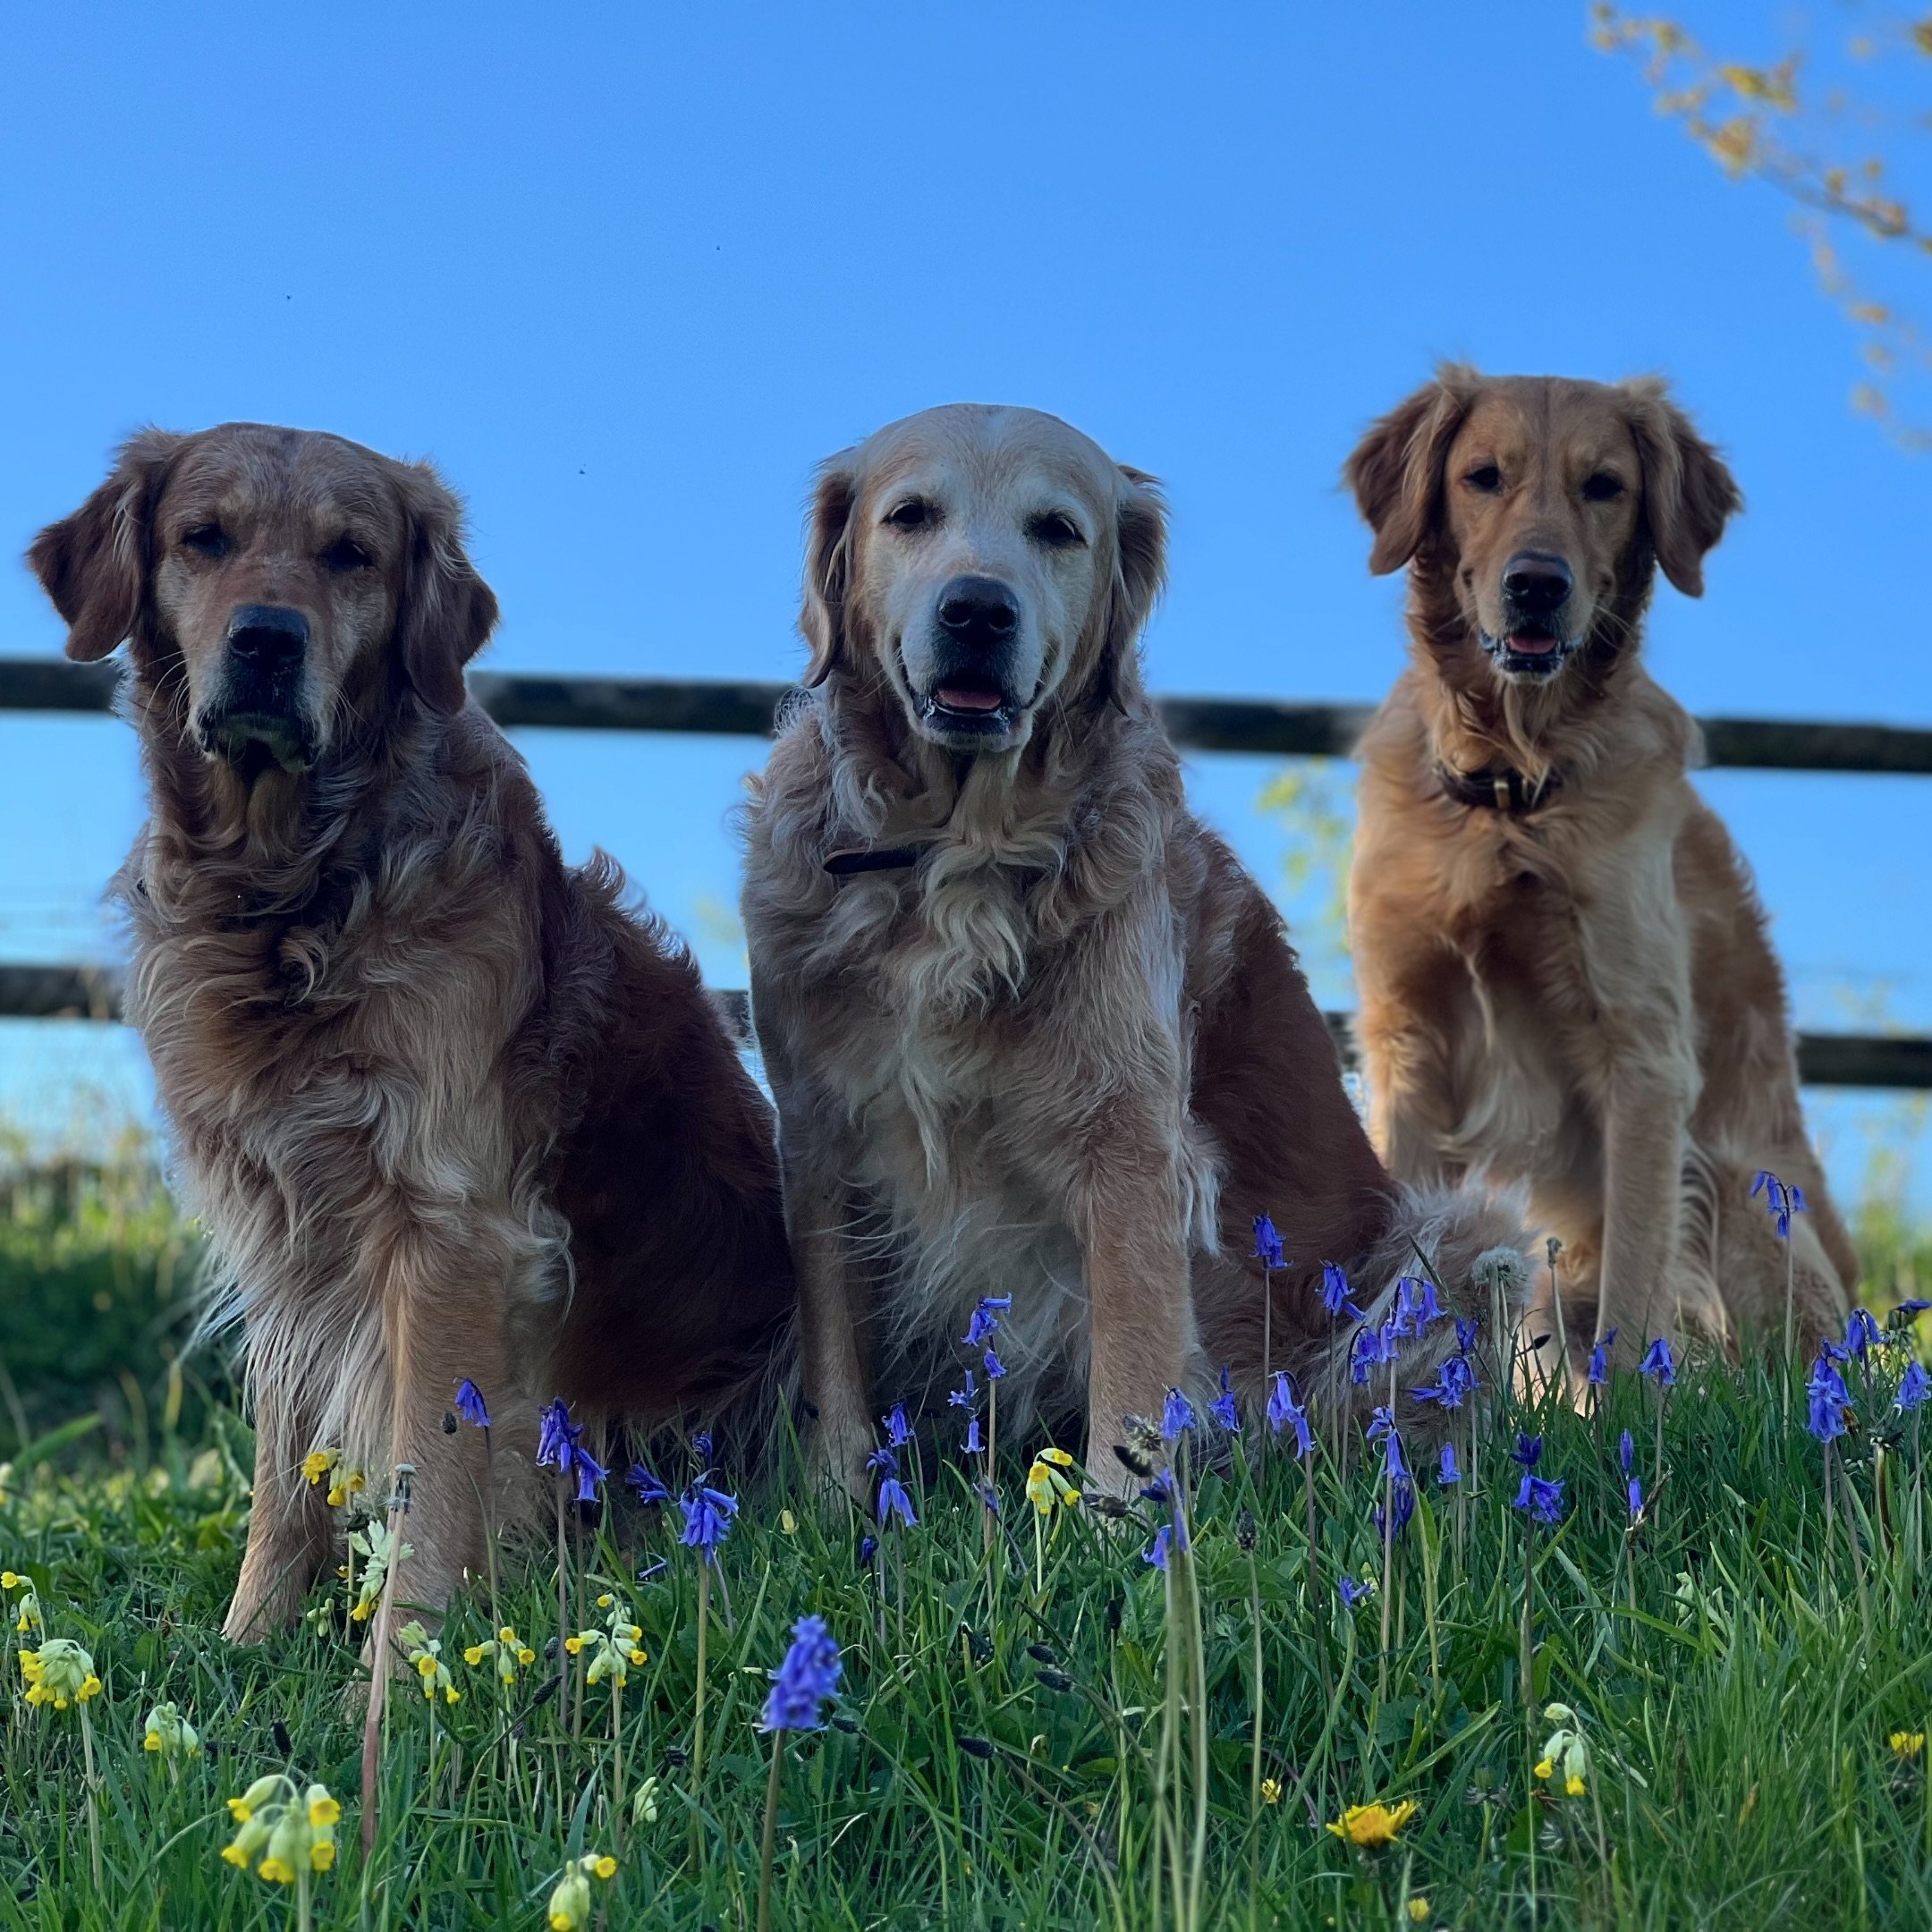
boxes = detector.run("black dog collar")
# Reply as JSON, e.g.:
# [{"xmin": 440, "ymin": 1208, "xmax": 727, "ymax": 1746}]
[
  {"xmin": 823, "ymin": 844, "xmax": 926, "ymax": 876},
  {"xmin": 1436, "ymin": 764, "xmax": 1563, "ymax": 815}
]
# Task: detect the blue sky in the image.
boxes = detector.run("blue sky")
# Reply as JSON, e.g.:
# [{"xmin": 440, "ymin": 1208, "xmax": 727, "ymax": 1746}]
[{"xmin": 0, "ymin": 3, "xmax": 1926, "ymax": 1205}]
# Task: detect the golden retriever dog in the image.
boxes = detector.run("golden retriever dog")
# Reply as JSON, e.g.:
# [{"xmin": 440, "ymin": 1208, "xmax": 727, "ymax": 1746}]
[
  {"xmin": 30, "ymin": 425, "xmax": 794, "ymax": 1639},
  {"xmin": 1343, "ymin": 369, "xmax": 1857, "ymax": 1376},
  {"xmin": 740, "ymin": 403, "xmax": 1526, "ymax": 1494}
]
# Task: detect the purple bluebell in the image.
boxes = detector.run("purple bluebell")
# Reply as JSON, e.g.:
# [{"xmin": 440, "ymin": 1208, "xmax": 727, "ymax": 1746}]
[
  {"xmin": 1619, "ymin": 1430, "xmax": 1640, "ymax": 1518},
  {"xmin": 1512, "ymin": 1432, "xmax": 1543, "ymax": 1470},
  {"xmin": 1161, "ymin": 1387, "xmax": 1197, "ymax": 1441},
  {"xmin": 1752, "ymin": 1170, "xmax": 1806, "ymax": 1241},
  {"xmin": 761, "ymin": 1614, "xmax": 843, "ymax": 1731},
  {"xmin": 1454, "ymin": 1314, "xmax": 1481, "ymax": 1353},
  {"xmin": 1618, "ymin": 1428, "xmax": 1634, "ymax": 1476},
  {"xmin": 1411, "ymin": 1353, "xmax": 1476, "ymax": 1410},
  {"xmin": 679, "ymin": 1481, "xmax": 739, "ymax": 1562},
  {"xmin": 1321, "ymin": 1262, "xmax": 1352, "ymax": 1318},
  {"xmin": 1143, "ymin": 1524, "xmax": 1175, "ymax": 1571},
  {"xmin": 1338, "ymin": 1573, "xmax": 1372, "ymax": 1610},
  {"xmin": 963, "ymin": 1295, "xmax": 1013, "ymax": 1348},
  {"xmin": 691, "ymin": 1430, "xmax": 715, "ymax": 1464},
  {"xmin": 881, "ymin": 1403, "xmax": 912, "ymax": 1448},
  {"xmin": 1587, "ymin": 1328, "xmax": 1619, "ymax": 1387},
  {"xmin": 1382, "ymin": 1431, "xmax": 1411, "ymax": 1486},
  {"xmin": 1366, "ymin": 1404, "xmax": 1395, "ymax": 1443},
  {"xmin": 627, "ymin": 1462, "xmax": 670, "ymax": 1504},
  {"xmin": 1895, "ymin": 1299, "xmax": 1932, "ymax": 1319},
  {"xmin": 1413, "ymin": 1276, "xmax": 1447, "ymax": 1326},
  {"xmin": 453, "ymin": 1379, "xmax": 491, "ymax": 1428},
  {"xmin": 858, "ymin": 1535, "xmax": 877, "ymax": 1567},
  {"xmin": 1846, "ymin": 1309, "xmax": 1882, "ymax": 1359},
  {"xmin": 1437, "ymin": 1441, "xmax": 1461, "ymax": 1486},
  {"xmin": 572, "ymin": 1444, "xmax": 609, "ymax": 1504},
  {"xmin": 1375, "ymin": 1476, "xmax": 1415, "ymax": 1540},
  {"xmin": 1267, "ymin": 1371, "xmax": 1313, "ymax": 1456},
  {"xmin": 1807, "ymin": 1355, "xmax": 1850, "ymax": 1444},
  {"xmin": 536, "ymin": 1398, "xmax": 578, "ymax": 1470},
  {"xmin": 1513, "ymin": 1473, "xmax": 1566, "ymax": 1525},
  {"xmin": 1640, "ymin": 1337, "xmax": 1676, "ymax": 1387},
  {"xmin": 984, "ymin": 1347, "xmax": 1006, "ymax": 1381},
  {"xmin": 1252, "ymin": 1214, "xmax": 1285, "ymax": 1270},
  {"xmin": 962, "ymin": 1415, "xmax": 984, "ymax": 1456},
  {"xmin": 868, "ymin": 1445, "xmax": 919, "ymax": 1528},
  {"xmin": 948, "ymin": 1369, "xmax": 978, "ymax": 1409},
  {"xmin": 1209, "ymin": 1364, "xmax": 1241, "ymax": 1433},
  {"xmin": 1898, "ymin": 1360, "xmax": 1932, "ymax": 1413}
]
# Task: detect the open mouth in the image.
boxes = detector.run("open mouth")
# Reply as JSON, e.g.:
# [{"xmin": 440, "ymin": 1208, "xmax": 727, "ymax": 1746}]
[
  {"xmin": 1480, "ymin": 625, "xmax": 1573, "ymax": 679},
  {"xmin": 197, "ymin": 710, "xmax": 316, "ymax": 775},
  {"xmin": 917, "ymin": 673, "xmax": 1021, "ymax": 736}
]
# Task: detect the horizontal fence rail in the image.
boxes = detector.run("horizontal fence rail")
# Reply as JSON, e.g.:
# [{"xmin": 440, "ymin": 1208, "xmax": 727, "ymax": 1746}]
[
  {"xmin": 5, "ymin": 657, "xmax": 1932, "ymax": 770},
  {"xmin": 4, "ymin": 657, "xmax": 1928, "ymax": 1087},
  {"xmin": 4, "ymin": 964, "xmax": 1927, "ymax": 1090}
]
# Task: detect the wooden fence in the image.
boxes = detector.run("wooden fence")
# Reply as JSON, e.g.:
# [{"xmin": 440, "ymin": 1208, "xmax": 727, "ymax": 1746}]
[{"xmin": 3, "ymin": 656, "xmax": 1928, "ymax": 1087}]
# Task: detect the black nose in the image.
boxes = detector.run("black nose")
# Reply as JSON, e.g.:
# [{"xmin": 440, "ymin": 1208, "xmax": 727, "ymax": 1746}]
[
  {"xmin": 226, "ymin": 604, "xmax": 309, "ymax": 670},
  {"xmin": 1501, "ymin": 554, "xmax": 1573, "ymax": 618},
  {"xmin": 936, "ymin": 575, "xmax": 1020, "ymax": 650}
]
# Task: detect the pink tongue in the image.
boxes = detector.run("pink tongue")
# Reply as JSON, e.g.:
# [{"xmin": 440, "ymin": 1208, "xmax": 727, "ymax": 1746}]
[
  {"xmin": 937, "ymin": 686, "xmax": 1004, "ymax": 712},
  {"xmin": 1508, "ymin": 633, "xmax": 1557, "ymax": 656}
]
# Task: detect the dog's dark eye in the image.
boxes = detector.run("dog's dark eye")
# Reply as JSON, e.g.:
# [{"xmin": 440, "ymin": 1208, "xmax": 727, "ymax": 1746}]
[
  {"xmin": 885, "ymin": 499, "xmax": 936, "ymax": 532},
  {"xmin": 319, "ymin": 537, "xmax": 375, "ymax": 572},
  {"xmin": 1580, "ymin": 472, "xmax": 1625, "ymax": 503},
  {"xmin": 1028, "ymin": 512, "xmax": 1086, "ymax": 549},
  {"xmin": 1462, "ymin": 464, "xmax": 1504, "ymax": 494},
  {"xmin": 182, "ymin": 523, "xmax": 231, "ymax": 558}
]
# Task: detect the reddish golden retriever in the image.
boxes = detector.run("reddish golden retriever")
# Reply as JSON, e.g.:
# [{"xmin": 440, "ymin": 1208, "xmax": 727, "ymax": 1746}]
[
  {"xmin": 1344, "ymin": 369, "xmax": 1856, "ymax": 1374},
  {"xmin": 31, "ymin": 425, "xmax": 794, "ymax": 1637},
  {"xmin": 741, "ymin": 403, "xmax": 1526, "ymax": 1494}
]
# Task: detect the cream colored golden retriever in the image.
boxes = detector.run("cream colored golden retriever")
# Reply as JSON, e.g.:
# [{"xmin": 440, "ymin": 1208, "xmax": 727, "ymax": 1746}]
[
  {"xmin": 1344, "ymin": 369, "xmax": 1856, "ymax": 1374},
  {"xmin": 31, "ymin": 425, "xmax": 794, "ymax": 1638},
  {"xmin": 741, "ymin": 403, "xmax": 1525, "ymax": 1492}
]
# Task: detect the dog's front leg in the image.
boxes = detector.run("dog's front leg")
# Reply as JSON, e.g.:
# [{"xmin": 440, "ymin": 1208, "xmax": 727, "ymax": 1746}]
[
  {"xmin": 1073, "ymin": 1120, "xmax": 1198, "ymax": 1491},
  {"xmin": 225, "ymin": 1394, "xmax": 332, "ymax": 1641},
  {"xmin": 1597, "ymin": 1063, "xmax": 1691, "ymax": 1357},
  {"xmin": 791, "ymin": 1191, "xmax": 874, "ymax": 1504}
]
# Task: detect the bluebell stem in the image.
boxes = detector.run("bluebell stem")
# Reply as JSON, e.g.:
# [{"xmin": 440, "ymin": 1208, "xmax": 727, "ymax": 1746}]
[
  {"xmin": 1620, "ymin": 1430, "xmax": 1643, "ymax": 1521},
  {"xmin": 1756, "ymin": 1169, "xmax": 1808, "ymax": 1385},
  {"xmin": 758, "ymin": 1615, "xmax": 843, "ymax": 1932},
  {"xmin": 1210, "ymin": 1364, "xmax": 1241, "ymax": 1433}
]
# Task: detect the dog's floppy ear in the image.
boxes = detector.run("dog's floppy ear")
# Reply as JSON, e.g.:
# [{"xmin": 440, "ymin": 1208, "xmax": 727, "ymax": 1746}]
[
  {"xmin": 1092, "ymin": 464, "xmax": 1167, "ymax": 707},
  {"xmin": 799, "ymin": 459, "xmax": 859, "ymax": 688},
  {"xmin": 1344, "ymin": 368, "xmax": 1476, "ymax": 575},
  {"xmin": 394, "ymin": 462, "xmax": 498, "ymax": 716},
  {"xmin": 28, "ymin": 428, "xmax": 185, "ymax": 662},
  {"xmin": 1620, "ymin": 378, "xmax": 1741, "ymax": 597}
]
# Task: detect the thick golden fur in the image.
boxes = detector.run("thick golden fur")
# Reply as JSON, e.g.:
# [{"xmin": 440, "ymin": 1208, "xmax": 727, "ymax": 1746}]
[
  {"xmin": 741, "ymin": 404, "xmax": 1526, "ymax": 1494},
  {"xmin": 1344, "ymin": 369, "xmax": 1856, "ymax": 1373},
  {"xmin": 30, "ymin": 425, "xmax": 793, "ymax": 1638}
]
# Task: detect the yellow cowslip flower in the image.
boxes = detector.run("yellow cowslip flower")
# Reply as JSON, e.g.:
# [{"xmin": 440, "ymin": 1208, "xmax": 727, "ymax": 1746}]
[
  {"xmin": 1025, "ymin": 1457, "xmax": 1081, "ymax": 1515},
  {"xmin": 1326, "ymin": 1800, "xmax": 1418, "ymax": 1849},
  {"xmin": 13, "ymin": 1585, "xmax": 40, "ymax": 1635},
  {"xmin": 780, "ymin": 1509, "xmax": 798, "ymax": 1535},
  {"xmin": 220, "ymin": 1776, "xmax": 339, "ymax": 1882},
  {"xmin": 1038, "ymin": 1447, "xmax": 1076, "ymax": 1469},
  {"xmin": 143, "ymin": 1701, "xmax": 202, "ymax": 1758},
  {"xmin": 21, "ymin": 1639, "xmax": 100, "ymax": 1711},
  {"xmin": 1, "ymin": 1571, "xmax": 18, "ymax": 1589},
  {"xmin": 547, "ymin": 1852, "xmax": 617, "ymax": 1929},
  {"xmin": 572, "ymin": 1602, "xmax": 646, "ymax": 1692},
  {"xmin": 301, "ymin": 1449, "xmax": 337, "ymax": 1487},
  {"xmin": 1260, "ymin": 1778, "xmax": 1282, "ymax": 1805},
  {"xmin": 1406, "ymin": 1900, "xmax": 1431, "ymax": 1923},
  {"xmin": 1534, "ymin": 1758, "xmax": 1555, "ymax": 1780},
  {"xmin": 346, "ymin": 1521, "xmax": 409, "ymax": 1623},
  {"xmin": 1538, "ymin": 1704, "xmax": 1590, "ymax": 1799},
  {"xmin": 465, "ymin": 1625, "xmax": 537, "ymax": 1682},
  {"xmin": 396, "ymin": 1621, "xmax": 460, "ymax": 1704},
  {"xmin": 1892, "ymin": 1731, "xmax": 1926, "ymax": 1760}
]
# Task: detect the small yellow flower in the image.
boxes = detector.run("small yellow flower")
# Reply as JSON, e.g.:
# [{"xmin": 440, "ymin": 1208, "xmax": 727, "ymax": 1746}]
[
  {"xmin": 547, "ymin": 1852, "xmax": 617, "ymax": 1928},
  {"xmin": 20, "ymin": 1638, "xmax": 97, "ymax": 1713},
  {"xmin": 596, "ymin": 1593, "xmax": 613, "ymax": 1609},
  {"xmin": 1038, "ymin": 1446, "xmax": 1075, "ymax": 1468},
  {"xmin": 220, "ymin": 1776, "xmax": 340, "ymax": 1885},
  {"xmin": 1535, "ymin": 1757, "xmax": 1555, "ymax": 1780},
  {"xmin": 1892, "ymin": 1731, "xmax": 1926, "ymax": 1760},
  {"xmin": 592, "ymin": 1856, "xmax": 617, "ymax": 1880},
  {"xmin": 1, "ymin": 1571, "xmax": 18, "ymax": 1589},
  {"xmin": 258, "ymin": 1856, "xmax": 295, "ymax": 1885},
  {"xmin": 311, "ymin": 1841, "xmax": 335, "ymax": 1872},
  {"xmin": 325, "ymin": 1469, "xmax": 365, "ymax": 1509},
  {"xmin": 1260, "ymin": 1778, "xmax": 1282, "ymax": 1805},
  {"xmin": 144, "ymin": 1701, "xmax": 201, "ymax": 1758},
  {"xmin": 779, "ymin": 1509, "xmax": 798, "ymax": 1535},
  {"xmin": 308, "ymin": 1793, "xmax": 341, "ymax": 1828},
  {"xmin": 301, "ymin": 1449, "xmax": 337, "ymax": 1487},
  {"xmin": 221, "ymin": 1843, "xmax": 250, "ymax": 1868},
  {"xmin": 1565, "ymin": 1775, "xmax": 1586, "ymax": 1797},
  {"xmin": 463, "ymin": 1644, "xmax": 487, "ymax": 1666},
  {"xmin": 1407, "ymin": 1900, "xmax": 1431, "ymax": 1924},
  {"xmin": 1326, "ymin": 1800, "xmax": 1418, "ymax": 1849}
]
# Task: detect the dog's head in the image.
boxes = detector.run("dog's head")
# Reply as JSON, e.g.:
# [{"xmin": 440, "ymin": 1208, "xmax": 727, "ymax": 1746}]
[
  {"xmin": 1345, "ymin": 369, "xmax": 1740, "ymax": 687},
  {"xmin": 799, "ymin": 404, "xmax": 1165, "ymax": 754},
  {"xmin": 30, "ymin": 424, "xmax": 496, "ymax": 778}
]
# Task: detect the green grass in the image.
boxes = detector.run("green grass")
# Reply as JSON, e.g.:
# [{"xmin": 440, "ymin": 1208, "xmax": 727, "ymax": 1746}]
[
  {"xmin": 4, "ymin": 1320, "xmax": 1932, "ymax": 1930},
  {"xmin": 2, "ymin": 1158, "xmax": 1931, "ymax": 1930}
]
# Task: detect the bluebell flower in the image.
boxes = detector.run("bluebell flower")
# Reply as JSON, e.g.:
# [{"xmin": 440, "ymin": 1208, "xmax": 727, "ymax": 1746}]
[
  {"xmin": 1898, "ymin": 1360, "xmax": 1932, "ymax": 1413},
  {"xmin": 1411, "ymin": 1353, "xmax": 1476, "ymax": 1411},
  {"xmin": 1895, "ymin": 1299, "xmax": 1932, "ymax": 1320},
  {"xmin": 962, "ymin": 1415, "xmax": 984, "ymax": 1456},
  {"xmin": 627, "ymin": 1462, "xmax": 670, "ymax": 1505},
  {"xmin": 1366, "ymin": 1404, "xmax": 1394, "ymax": 1443},
  {"xmin": 1512, "ymin": 1432, "xmax": 1543, "ymax": 1470},
  {"xmin": 1807, "ymin": 1356, "xmax": 1850, "ymax": 1443},
  {"xmin": 1626, "ymin": 1474, "xmax": 1643, "ymax": 1519},
  {"xmin": 1252, "ymin": 1214, "xmax": 1285, "ymax": 1269},
  {"xmin": 1437, "ymin": 1441, "xmax": 1461, "ymax": 1486},
  {"xmin": 1391, "ymin": 1281, "xmax": 1419, "ymax": 1340},
  {"xmin": 881, "ymin": 1403, "xmax": 912, "ymax": 1448},
  {"xmin": 1321, "ymin": 1262, "xmax": 1351, "ymax": 1318},
  {"xmin": 679, "ymin": 1482, "xmax": 739, "ymax": 1563},
  {"xmin": 572, "ymin": 1444, "xmax": 608, "ymax": 1504},
  {"xmin": 984, "ymin": 1348, "xmax": 1006, "ymax": 1380},
  {"xmin": 1144, "ymin": 1524, "xmax": 1175, "ymax": 1571},
  {"xmin": 536, "ymin": 1398, "xmax": 579, "ymax": 1470},
  {"xmin": 1513, "ymin": 1474, "xmax": 1566, "ymax": 1525},
  {"xmin": 979, "ymin": 1482, "xmax": 1002, "ymax": 1515},
  {"xmin": 1161, "ymin": 1388, "xmax": 1197, "ymax": 1441},
  {"xmin": 1587, "ymin": 1328, "xmax": 1619, "ymax": 1387},
  {"xmin": 948, "ymin": 1369, "xmax": 978, "ymax": 1409},
  {"xmin": 963, "ymin": 1296, "xmax": 1013, "ymax": 1348},
  {"xmin": 858, "ymin": 1535, "xmax": 877, "ymax": 1567},
  {"xmin": 1414, "ymin": 1276, "xmax": 1447, "ymax": 1326},
  {"xmin": 1382, "ymin": 1432, "xmax": 1410, "ymax": 1486},
  {"xmin": 877, "ymin": 1472, "xmax": 918, "ymax": 1529},
  {"xmin": 1375, "ymin": 1476, "xmax": 1415, "ymax": 1541},
  {"xmin": 1846, "ymin": 1309, "xmax": 1882, "ymax": 1359},
  {"xmin": 1267, "ymin": 1372, "xmax": 1314, "ymax": 1456},
  {"xmin": 1338, "ymin": 1573, "xmax": 1372, "ymax": 1610},
  {"xmin": 1821, "ymin": 1337, "xmax": 1852, "ymax": 1365},
  {"xmin": 1640, "ymin": 1337, "xmax": 1676, "ymax": 1387},
  {"xmin": 1752, "ymin": 1170, "xmax": 1806, "ymax": 1241},
  {"xmin": 1454, "ymin": 1314, "xmax": 1481, "ymax": 1353},
  {"xmin": 1209, "ymin": 1364, "xmax": 1241, "ymax": 1433},
  {"xmin": 1618, "ymin": 1428, "xmax": 1634, "ymax": 1477},
  {"xmin": 691, "ymin": 1430, "xmax": 715, "ymax": 1464},
  {"xmin": 453, "ymin": 1379, "xmax": 491, "ymax": 1428},
  {"xmin": 761, "ymin": 1614, "xmax": 843, "ymax": 1732}
]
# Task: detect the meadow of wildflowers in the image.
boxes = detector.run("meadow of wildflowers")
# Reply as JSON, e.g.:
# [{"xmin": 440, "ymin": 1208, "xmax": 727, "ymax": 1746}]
[{"xmin": 2, "ymin": 1202, "xmax": 1932, "ymax": 1925}]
